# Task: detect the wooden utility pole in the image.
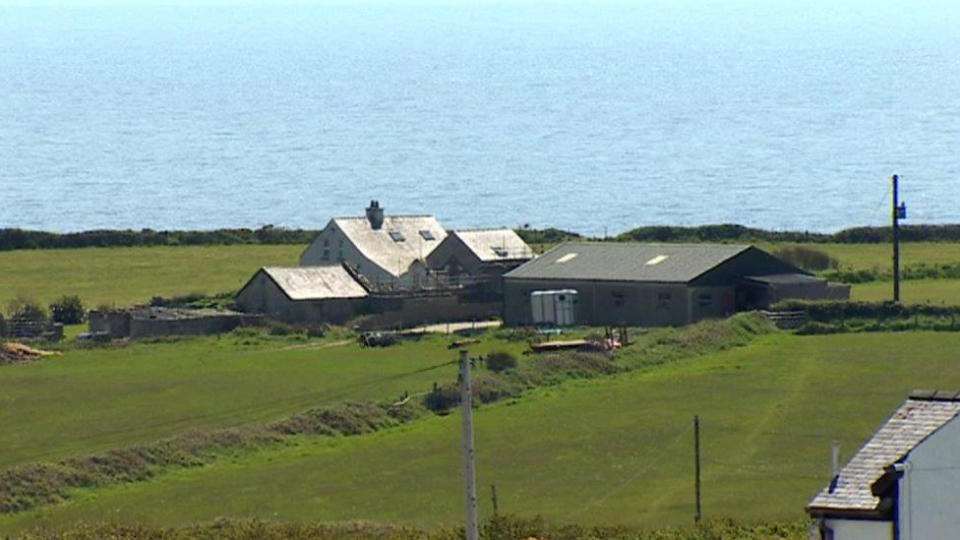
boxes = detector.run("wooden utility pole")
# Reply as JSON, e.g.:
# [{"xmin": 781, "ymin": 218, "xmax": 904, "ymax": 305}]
[
  {"xmin": 459, "ymin": 350, "xmax": 479, "ymax": 540},
  {"xmin": 694, "ymin": 415, "xmax": 702, "ymax": 523},
  {"xmin": 892, "ymin": 174, "xmax": 901, "ymax": 303}
]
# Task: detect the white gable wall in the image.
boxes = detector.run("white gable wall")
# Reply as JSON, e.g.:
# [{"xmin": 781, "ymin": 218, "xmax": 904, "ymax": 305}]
[
  {"xmin": 301, "ymin": 221, "xmax": 397, "ymax": 286},
  {"xmin": 899, "ymin": 415, "xmax": 960, "ymax": 540},
  {"xmin": 823, "ymin": 519, "xmax": 892, "ymax": 540}
]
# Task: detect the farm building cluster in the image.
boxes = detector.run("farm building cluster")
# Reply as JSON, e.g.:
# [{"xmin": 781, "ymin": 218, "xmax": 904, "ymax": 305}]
[
  {"xmin": 52, "ymin": 201, "xmax": 850, "ymax": 339},
  {"xmin": 232, "ymin": 201, "xmax": 849, "ymax": 330}
]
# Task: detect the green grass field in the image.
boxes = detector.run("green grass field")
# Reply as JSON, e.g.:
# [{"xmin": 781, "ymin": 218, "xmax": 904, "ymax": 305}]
[
  {"xmin": 757, "ymin": 241, "xmax": 960, "ymax": 271},
  {"xmin": 4, "ymin": 331, "xmax": 960, "ymax": 535},
  {"xmin": 851, "ymin": 279, "xmax": 960, "ymax": 304},
  {"xmin": 0, "ymin": 333, "xmax": 525, "ymax": 470},
  {"xmin": 0, "ymin": 245, "xmax": 304, "ymax": 309}
]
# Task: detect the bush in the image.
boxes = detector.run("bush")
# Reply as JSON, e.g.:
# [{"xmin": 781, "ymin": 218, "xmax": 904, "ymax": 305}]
[
  {"xmin": 486, "ymin": 352, "xmax": 518, "ymax": 373},
  {"xmin": 6, "ymin": 296, "xmax": 47, "ymax": 322},
  {"xmin": 49, "ymin": 295, "xmax": 85, "ymax": 324},
  {"xmin": 268, "ymin": 322, "xmax": 299, "ymax": 336},
  {"xmin": 772, "ymin": 246, "xmax": 838, "ymax": 271}
]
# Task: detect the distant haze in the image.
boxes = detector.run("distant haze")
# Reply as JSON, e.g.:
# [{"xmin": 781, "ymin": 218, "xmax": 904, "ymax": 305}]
[{"xmin": 1, "ymin": 1, "xmax": 958, "ymax": 234}]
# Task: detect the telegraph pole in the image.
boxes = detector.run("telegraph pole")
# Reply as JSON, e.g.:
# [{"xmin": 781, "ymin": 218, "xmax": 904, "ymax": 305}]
[
  {"xmin": 892, "ymin": 174, "xmax": 901, "ymax": 303},
  {"xmin": 694, "ymin": 415, "xmax": 702, "ymax": 523},
  {"xmin": 459, "ymin": 350, "xmax": 479, "ymax": 540},
  {"xmin": 891, "ymin": 174, "xmax": 908, "ymax": 302}
]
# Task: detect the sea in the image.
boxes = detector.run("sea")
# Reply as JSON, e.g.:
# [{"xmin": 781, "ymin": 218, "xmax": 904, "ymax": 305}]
[{"xmin": 1, "ymin": 1, "xmax": 958, "ymax": 236}]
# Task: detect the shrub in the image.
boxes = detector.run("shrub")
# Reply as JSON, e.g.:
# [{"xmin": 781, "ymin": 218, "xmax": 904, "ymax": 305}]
[
  {"xmin": 49, "ymin": 295, "xmax": 85, "ymax": 324},
  {"xmin": 268, "ymin": 322, "xmax": 300, "ymax": 336},
  {"xmin": 486, "ymin": 352, "xmax": 518, "ymax": 373},
  {"xmin": 6, "ymin": 296, "xmax": 47, "ymax": 322},
  {"xmin": 772, "ymin": 245, "xmax": 838, "ymax": 271}
]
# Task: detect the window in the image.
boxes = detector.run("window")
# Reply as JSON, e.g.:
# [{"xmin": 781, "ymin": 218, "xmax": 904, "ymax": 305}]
[
  {"xmin": 611, "ymin": 291, "xmax": 625, "ymax": 307},
  {"xmin": 657, "ymin": 292, "xmax": 672, "ymax": 309},
  {"xmin": 492, "ymin": 246, "xmax": 508, "ymax": 258},
  {"xmin": 389, "ymin": 231, "xmax": 406, "ymax": 242},
  {"xmin": 323, "ymin": 239, "xmax": 329, "ymax": 247},
  {"xmin": 419, "ymin": 230, "xmax": 436, "ymax": 241},
  {"xmin": 322, "ymin": 249, "xmax": 330, "ymax": 261},
  {"xmin": 697, "ymin": 293, "xmax": 713, "ymax": 308}
]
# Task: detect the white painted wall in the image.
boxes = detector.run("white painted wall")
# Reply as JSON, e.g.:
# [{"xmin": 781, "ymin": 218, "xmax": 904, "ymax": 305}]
[
  {"xmin": 899, "ymin": 416, "xmax": 960, "ymax": 540},
  {"xmin": 301, "ymin": 222, "xmax": 427, "ymax": 289},
  {"xmin": 823, "ymin": 518, "xmax": 892, "ymax": 540}
]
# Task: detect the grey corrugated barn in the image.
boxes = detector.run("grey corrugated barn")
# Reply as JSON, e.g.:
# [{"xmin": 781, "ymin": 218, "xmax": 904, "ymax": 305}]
[
  {"xmin": 503, "ymin": 242, "xmax": 848, "ymax": 327},
  {"xmin": 235, "ymin": 265, "xmax": 369, "ymax": 324}
]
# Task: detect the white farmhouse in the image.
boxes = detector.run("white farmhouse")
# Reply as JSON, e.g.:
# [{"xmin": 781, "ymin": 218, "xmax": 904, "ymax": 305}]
[
  {"xmin": 300, "ymin": 201, "xmax": 447, "ymax": 289},
  {"xmin": 807, "ymin": 390, "xmax": 960, "ymax": 540}
]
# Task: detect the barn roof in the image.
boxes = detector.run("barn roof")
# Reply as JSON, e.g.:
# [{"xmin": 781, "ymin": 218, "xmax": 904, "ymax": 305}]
[
  {"xmin": 503, "ymin": 242, "xmax": 752, "ymax": 283},
  {"xmin": 449, "ymin": 229, "xmax": 533, "ymax": 263},
  {"xmin": 259, "ymin": 266, "xmax": 368, "ymax": 300},
  {"xmin": 807, "ymin": 391, "xmax": 960, "ymax": 517},
  {"xmin": 333, "ymin": 216, "xmax": 447, "ymax": 277}
]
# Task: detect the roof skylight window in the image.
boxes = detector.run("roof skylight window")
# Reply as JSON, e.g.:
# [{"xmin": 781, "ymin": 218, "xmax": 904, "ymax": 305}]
[
  {"xmin": 556, "ymin": 253, "xmax": 578, "ymax": 264},
  {"xmin": 389, "ymin": 231, "xmax": 406, "ymax": 242},
  {"xmin": 645, "ymin": 255, "xmax": 669, "ymax": 266},
  {"xmin": 419, "ymin": 230, "xmax": 436, "ymax": 241}
]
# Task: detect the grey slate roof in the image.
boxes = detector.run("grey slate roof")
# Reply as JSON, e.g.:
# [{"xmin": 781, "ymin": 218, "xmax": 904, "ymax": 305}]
[
  {"xmin": 807, "ymin": 391, "xmax": 960, "ymax": 517},
  {"xmin": 261, "ymin": 266, "xmax": 368, "ymax": 300},
  {"xmin": 333, "ymin": 215, "xmax": 447, "ymax": 277},
  {"xmin": 503, "ymin": 242, "xmax": 751, "ymax": 283},
  {"xmin": 451, "ymin": 229, "xmax": 534, "ymax": 262}
]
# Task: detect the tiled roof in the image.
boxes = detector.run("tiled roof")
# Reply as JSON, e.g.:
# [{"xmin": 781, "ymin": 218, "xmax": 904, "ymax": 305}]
[
  {"xmin": 451, "ymin": 229, "xmax": 533, "ymax": 262},
  {"xmin": 261, "ymin": 266, "xmax": 368, "ymax": 300},
  {"xmin": 807, "ymin": 391, "xmax": 960, "ymax": 517},
  {"xmin": 333, "ymin": 216, "xmax": 447, "ymax": 277},
  {"xmin": 503, "ymin": 242, "xmax": 752, "ymax": 283}
]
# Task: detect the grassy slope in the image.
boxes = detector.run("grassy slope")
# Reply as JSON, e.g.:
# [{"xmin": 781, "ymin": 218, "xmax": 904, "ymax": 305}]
[
  {"xmin": 5, "ymin": 332, "xmax": 960, "ymax": 534},
  {"xmin": 0, "ymin": 334, "xmax": 525, "ymax": 470},
  {"xmin": 0, "ymin": 245, "xmax": 304, "ymax": 308}
]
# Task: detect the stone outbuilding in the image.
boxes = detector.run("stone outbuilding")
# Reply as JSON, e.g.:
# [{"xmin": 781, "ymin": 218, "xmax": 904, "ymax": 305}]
[
  {"xmin": 426, "ymin": 228, "xmax": 534, "ymax": 294},
  {"xmin": 503, "ymin": 242, "xmax": 847, "ymax": 327},
  {"xmin": 807, "ymin": 391, "xmax": 960, "ymax": 540},
  {"xmin": 235, "ymin": 265, "xmax": 369, "ymax": 324},
  {"xmin": 299, "ymin": 201, "xmax": 447, "ymax": 289}
]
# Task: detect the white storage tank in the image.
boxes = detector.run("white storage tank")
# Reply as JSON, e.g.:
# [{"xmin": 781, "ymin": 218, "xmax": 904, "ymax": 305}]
[{"xmin": 531, "ymin": 289, "xmax": 577, "ymax": 326}]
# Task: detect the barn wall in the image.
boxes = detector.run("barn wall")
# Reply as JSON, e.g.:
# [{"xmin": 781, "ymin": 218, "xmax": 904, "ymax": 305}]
[
  {"xmin": 504, "ymin": 278, "xmax": 690, "ymax": 326},
  {"xmin": 687, "ymin": 286, "xmax": 736, "ymax": 321},
  {"xmin": 359, "ymin": 295, "xmax": 500, "ymax": 330},
  {"xmin": 235, "ymin": 271, "xmax": 363, "ymax": 325}
]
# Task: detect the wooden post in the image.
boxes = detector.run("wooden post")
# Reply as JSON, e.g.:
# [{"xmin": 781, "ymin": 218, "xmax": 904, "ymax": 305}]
[
  {"xmin": 491, "ymin": 484, "xmax": 499, "ymax": 516},
  {"xmin": 460, "ymin": 350, "xmax": 479, "ymax": 540},
  {"xmin": 694, "ymin": 415, "xmax": 702, "ymax": 523}
]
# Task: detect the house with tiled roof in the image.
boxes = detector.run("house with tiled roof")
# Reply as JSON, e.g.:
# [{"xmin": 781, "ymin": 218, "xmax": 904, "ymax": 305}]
[
  {"xmin": 300, "ymin": 201, "xmax": 447, "ymax": 289},
  {"xmin": 807, "ymin": 390, "xmax": 960, "ymax": 540},
  {"xmin": 425, "ymin": 228, "xmax": 533, "ymax": 293}
]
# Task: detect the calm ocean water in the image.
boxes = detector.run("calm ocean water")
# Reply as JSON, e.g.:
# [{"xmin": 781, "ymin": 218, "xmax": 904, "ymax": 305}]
[{"xmin": 1, "ymin": 1, "xmax": 958, "ymax": 236}]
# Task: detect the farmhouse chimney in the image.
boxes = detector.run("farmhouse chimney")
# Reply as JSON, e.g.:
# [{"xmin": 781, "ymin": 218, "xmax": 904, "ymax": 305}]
[{"xmin": 365, "ymin": 200, "xmax": 384, "ymax": 230}]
